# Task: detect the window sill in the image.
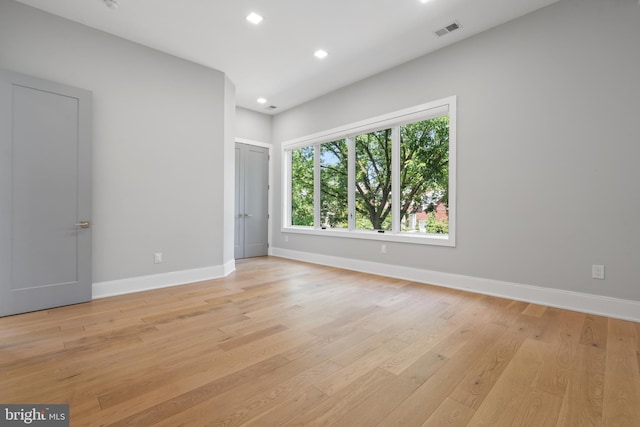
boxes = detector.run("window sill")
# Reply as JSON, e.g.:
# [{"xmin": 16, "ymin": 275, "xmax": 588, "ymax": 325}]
[{"xmin": 282, "ymin": 226, "xmax": 455, "ymax": 247}]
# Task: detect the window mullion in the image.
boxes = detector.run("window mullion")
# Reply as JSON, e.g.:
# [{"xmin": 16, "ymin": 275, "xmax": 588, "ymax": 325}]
[
  {"xmin": 391, "ymin": 127, "xmax": 401, "ymax": 234},
  {"xmin": 347, "ymin": 136, "xmax": 355, "ymax": 230},
  {"xmin": 313, "ymin": 144, "xmax": 321, "ymax": 229},
  {"xmin": 285, "ymin": 149, "xmax": 292, "ymax": 227}
]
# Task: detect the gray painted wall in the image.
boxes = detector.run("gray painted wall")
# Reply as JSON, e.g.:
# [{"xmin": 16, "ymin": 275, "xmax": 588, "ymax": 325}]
[
  {"xmin": 272, "ymin": 0, "xmax": 640, "ymax": 302},
  {"xmin": 0, "ymin": 0, "xmax": 232, "ymax": 282},
  {"xmin": 223, "ymin": 77, "xmax": 237, "ymax": 265},
  {"xmin": 236, "ymin": 107, "xmax": 273, "ymax": 143}
]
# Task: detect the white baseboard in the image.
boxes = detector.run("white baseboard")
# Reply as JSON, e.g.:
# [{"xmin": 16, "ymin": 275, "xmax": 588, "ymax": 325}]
[
  {"xmin": 271, "ymin": 247, "xmax": 640, "ymax": 323},
  {"xmin": 92, "ymin": 260, "xmax": 236, "ymax": 299}
]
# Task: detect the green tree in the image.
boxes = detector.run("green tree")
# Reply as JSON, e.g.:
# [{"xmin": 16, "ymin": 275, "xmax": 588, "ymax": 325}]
[
  {"xmin": 355, "ymin": 129, "xmax": 392, "ymax": 230},
  {"xmin": 399, "ymin": 117, "xmax": 449, "ymax": 229},
  {"xmin": 291, "ymin": 146, "xmax": 314, "ymax": 226},
  {"xmin": 426, "ymin": 215, "xmax": 449, "ymax": 234},
  {"xmin": 320, "ymin": 140, "xmax": 349, "ymax": 227}
]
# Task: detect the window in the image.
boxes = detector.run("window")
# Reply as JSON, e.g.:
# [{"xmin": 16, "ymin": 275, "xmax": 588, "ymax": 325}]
[
  {"xmin": 283, "ymin": 96, "xmax": 456, "ymax": 246},
  {"xmin": 355, "ymin": 129, "xmax": 392, "ymax": 231},
  {"xmin": 400, "ymin": 117, "xmax": 449, "ymax": 235},
  {"xmin": 320, "ymin": 139, "xmax": 348, "ymax": 228},
  {"xmin": 290, "ymin": 146, "xmax": 314, "ymax": 226}
]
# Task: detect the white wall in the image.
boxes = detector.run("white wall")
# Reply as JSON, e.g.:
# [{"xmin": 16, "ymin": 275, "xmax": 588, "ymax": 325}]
[
  {"xmin": 272, "ymin": 0, "xmax": 640, "ymax": 303},
  {"xmin": 236, "ymin": 107, "xmax": 273, "ymax": 143},
  {"xmin": 223, "ymin": 77, "xmax": 237, "ymax": 265},
  {"xmin": 0, "ymin": 0, "xmax": 233, "ymax": 284}
]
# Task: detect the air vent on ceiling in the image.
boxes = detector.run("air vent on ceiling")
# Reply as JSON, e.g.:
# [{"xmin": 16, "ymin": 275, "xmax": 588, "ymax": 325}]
[
  {"xmin": 102, "ymin": 0, "xmax": 119, "ymax": 9},
  {"xmin": 435, "ymin": 21, "xmax": 461, "ymax": 37},
  {"xmin": 268, "ymin": 105, "xmax": 277, "ymax": 110}
]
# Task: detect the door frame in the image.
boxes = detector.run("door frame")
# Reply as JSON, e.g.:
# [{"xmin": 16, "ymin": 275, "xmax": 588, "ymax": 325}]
[{"xmin": 235, "ymin": 137, "xmax": 273, "ymax": 256}]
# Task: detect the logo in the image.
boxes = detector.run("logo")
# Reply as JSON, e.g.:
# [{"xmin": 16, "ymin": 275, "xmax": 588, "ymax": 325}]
[{"xmin": 1, "ymin": 405, "xmax": 68, "ymax": 426}]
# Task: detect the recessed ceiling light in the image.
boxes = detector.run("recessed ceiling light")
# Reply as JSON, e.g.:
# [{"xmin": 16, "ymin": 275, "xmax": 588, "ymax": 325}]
[
  {"xmin": 103, "ymin": 0, "xmax": 119, "ymax": 9},
  {"xmin": 246, "ymin": 12, "xmax": 263, "ymax": 25},
  {"xmin": 314, "ymin": 50, "xmax": 328, "ymax": 59},
  {"xmin": 257, "ymin": 98, "xmax": 267, "ymax": 104}
]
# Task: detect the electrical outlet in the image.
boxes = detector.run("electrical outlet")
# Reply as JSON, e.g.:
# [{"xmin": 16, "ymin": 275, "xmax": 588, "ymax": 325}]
[
  {"xmin": 592, "ymin": 264, "xmax": 604, "ymax": 280},
  {"xmin": 154, "ymin": 252, "xmax": 163, "ymax": 264},
  {"xmin": 284, "ymin": 235, "xmax": 289, "ymax": 243},
  {"xmin": 381, "ymin": 244, "xmax": 387, "ymax": 254}
]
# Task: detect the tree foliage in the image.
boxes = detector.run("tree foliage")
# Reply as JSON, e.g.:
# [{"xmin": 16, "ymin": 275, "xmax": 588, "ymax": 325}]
[
  {"xmin": 291, "ymin": 146, "xmax": 314, "ymax": 226},
  {"xmin": 320, "ymin": 139, "xmax": 349, "ymax": 227},
  {"xmin": 399, "ymin": 117, "xmax": 449, "ymax": 223},
  {"xmin": 355, "ymin": 129, "xmax": 393, "ymax": 230}
]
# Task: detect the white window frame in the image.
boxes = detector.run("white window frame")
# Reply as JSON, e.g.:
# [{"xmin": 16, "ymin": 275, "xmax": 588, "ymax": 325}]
[{"xmin": 282, "ymin": 95, "xmax": 456, "ymax": 247}]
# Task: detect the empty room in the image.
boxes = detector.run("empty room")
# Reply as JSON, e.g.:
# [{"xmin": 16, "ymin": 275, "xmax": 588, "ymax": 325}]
[{"xmin": 1, "ymin": 0, "xmax": 639, "ymax": 425}]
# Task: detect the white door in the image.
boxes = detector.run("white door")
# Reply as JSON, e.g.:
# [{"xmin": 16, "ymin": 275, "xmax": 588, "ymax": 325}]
[
  {"xmin": 0, "ymin": 69, "xmax": 92, "ymax": 317},
  {"xmin": 235, "ymin": 143, "xmax": 269, "ymax": 259}
]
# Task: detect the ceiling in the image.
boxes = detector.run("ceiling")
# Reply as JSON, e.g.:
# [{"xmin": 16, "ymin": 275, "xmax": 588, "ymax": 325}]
[{"xmin": 15, "ymin": 0, "xmax": 559, "ymax": 114}]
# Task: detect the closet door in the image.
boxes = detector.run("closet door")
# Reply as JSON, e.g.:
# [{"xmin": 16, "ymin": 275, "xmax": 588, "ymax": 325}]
[{"xmin": 234, "ymin": 143, "xmax": 268, "ymax": 259}]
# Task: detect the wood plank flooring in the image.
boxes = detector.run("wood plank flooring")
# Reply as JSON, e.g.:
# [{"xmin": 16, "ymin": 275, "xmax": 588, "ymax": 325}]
[{"xmin": 1, "ymin": 256, "xmax": 639, "ymax": 426}]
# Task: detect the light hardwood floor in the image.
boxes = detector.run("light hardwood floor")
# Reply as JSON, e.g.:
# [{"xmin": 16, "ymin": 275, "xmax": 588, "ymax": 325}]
[{"xmin": 1, "ymin": 257, "xmax": 639, "ymax": 426}]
